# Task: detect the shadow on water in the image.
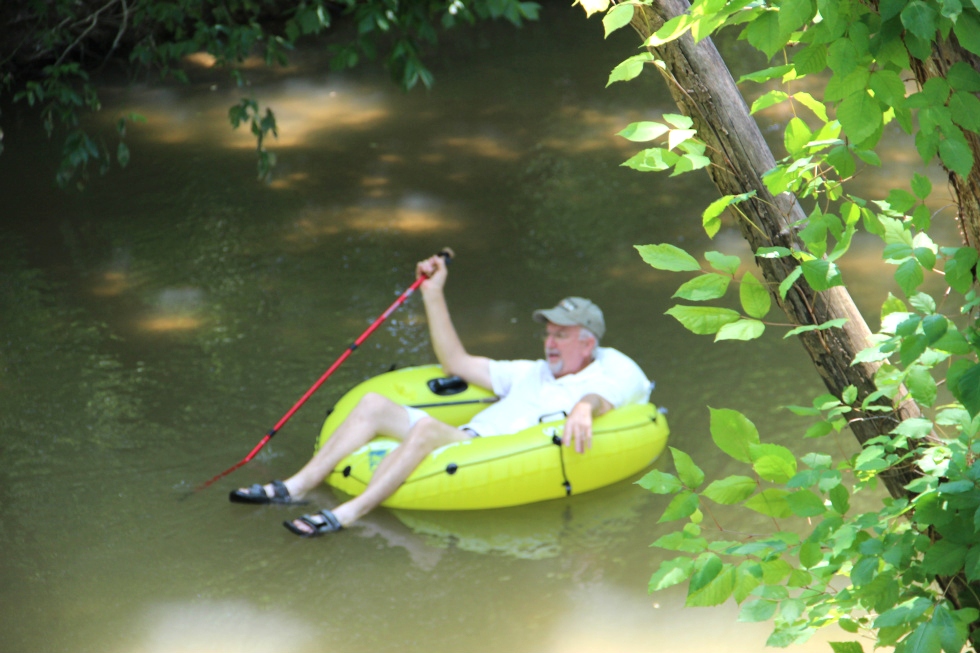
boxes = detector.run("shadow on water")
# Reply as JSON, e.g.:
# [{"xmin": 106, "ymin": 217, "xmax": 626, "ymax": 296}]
[{"xmin": 0, "ymin": 3, "xmax": 930, "ymax": 653}]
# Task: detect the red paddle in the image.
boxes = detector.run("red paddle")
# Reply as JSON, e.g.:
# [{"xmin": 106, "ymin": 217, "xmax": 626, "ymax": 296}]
[{"xmin": 194, "ymin": 248, "xmax": 454, "ymax": 491}]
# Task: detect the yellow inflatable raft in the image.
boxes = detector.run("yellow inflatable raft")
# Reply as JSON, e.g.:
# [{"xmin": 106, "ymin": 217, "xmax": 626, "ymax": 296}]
[{"xmin": 317, "ymin": 365, "xmax": 669, "ymax": 510}]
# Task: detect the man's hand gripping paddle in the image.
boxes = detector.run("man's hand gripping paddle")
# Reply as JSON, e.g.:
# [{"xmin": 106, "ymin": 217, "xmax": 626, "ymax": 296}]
[{"xmin": 193, "ymin": 248, "xmax": 455, "ymax": 492}]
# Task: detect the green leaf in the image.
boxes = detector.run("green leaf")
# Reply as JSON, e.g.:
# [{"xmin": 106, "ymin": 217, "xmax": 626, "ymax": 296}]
[
  {"xmin": 953, "ymin": 11, "xmax": 980, "ymax": 57},
  {"xmin": 664, "ymin": 113, "xmax": 693, "ymax": 129},
  {"xmin": 792, "ymin": 44, "xmax": 827, "ymax": 75},
  {"xmin": 671, "ymin": 447, "xmax": 705, "ymax": 489},
  {"xmin": 911, "ymin": 172, "xmax": 933, "ymax": 199},
  {"xmin": 838, "ymin": 90, "xmax": 883, "ymax": 146},
  {"xmin": 649, "ymin": 557, "xmax": 694, "ymax": 591},
  {"xmin": 745, "ymin": 11, "xmax": 787, "ymax": 59},
  {"xmin": 801, "ymin": 258, "xmax": 844, "ymax": 290},
  {"xmin": 687, "ymin": 553, "xmax": 736, "ymax": 606},
  {"xmin": 703, "ymin": 475, "xmax": 757, "ymax": 504},
  {"xmin": 739, "ymin": 599, "xmax": 777, "ymax": 622},
  {"xmin": 739, "ymin": 64, "xmax": 794, "ymax": 84},
  {"xmin": 950, "ymin": 91, "xmax": 980, "ymax": 132},
  {"xmin": 944, "ymin": 246, "xmax": 979, "ymax": 294},
  {"xmin": 739, "ymin": 271, "xmax": 771, "ymax": 319},
  {"xmin": 793, "ymin": 91, "xmax": 829, "ymax": 121},
  {"xmin": 715, "ymin": 319, "xmax": 766, "ymax": 341},
  {"xmin": 784, "ymin": 117, "xmax": 813, "ymax": 156},
  {"xmin": 659, "ymin": 490, "xmax": 700, "ymax": 522},
  {"xmin": 666, "ymin": 305, "xmax": 742, "ymax": 334},
  {"xmin": 932, "ymin": 602, "xmax": 970, "ymax": 653},
  {"xmin": 705, "ymin": 250, "xmax": 742, "ymax": 275},
  {"xmin": 744, "ymin": 488, "xmax": 793, "ymax": 518},
  {"xmin": 673, "ymin": 273, "xmax": 731, "ymax": 301},
  {"xmin": 951, "ymin": 362, "xmax": 980, "ymax": 417},
  {"xmin": 780, "ymin": 0, "xmax": 816, "ymax": 35},
  {"xmin": 779, "ymin": 266, "xmax": 804, "ymax": 300},
  {"xmin": 637, "ymin": 469, "xmax": 683, "ymax": 494},
  {"xmin": 618, "ymin": 121, "xmax": 670, "ymax": 142},
  {"xmin": 751, "ymin": 443, "xmax": 798, "ymax": 483},
  {"xmin": 901, "ymin": 1, "xmax": 939, "ymax": 40},
  {"xmin": 636, "ymin": 244, "xmax": 701, "ymax": 271},
  {"xmin": 672, "ymin": 153, "xmax": 711, "ymax": 176},
  {"xmin": 900, "ymin": 619, "xmax": 943, "ymax": 653},
  {"xmin": 702, "ymin": 196, "xmax": 746, "ymax": 238},
  {"xmin": 785, "ymin": 489, "xmax": 827, "ymax": 517},
  {"xmin": 602, "ymin": 3, "xmax": 634, "ymax": 37},
  {"xmin": 948, "ymin": 61, "xmax": 980, "ymax": 91},
  {"xmin": 784, "ymin": 317, "xmax": 849, "ymax": 338},
  {"xmin": 895, "ymin": 258, "xmax": 924, "ymax": 295},
  {"xmin": 621, "ymin": 147, "xmax": 680, "ymax": 171},
  {"xmin": 751, "ymin": 90, "xmax": 790, "ymax": 114},
  {"xmin": 646, "ymin": 13, "xmax": 695, "ymax": 46},
  {"xmin": 941, "ymin": 135, "xmax": 976, "ymax": 178},
  {"xmin": 710, "ymin": 408, "xmax": 761, "ymax": 464},
  {"xmin": 608, "ymin": 53, "xmax": 655, "ymax": 86}
]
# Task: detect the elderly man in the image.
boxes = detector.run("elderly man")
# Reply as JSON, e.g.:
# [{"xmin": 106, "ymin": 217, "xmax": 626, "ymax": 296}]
[{"xmin": 230, "ymin": 254, "xmax": 650, "ymax": 536}]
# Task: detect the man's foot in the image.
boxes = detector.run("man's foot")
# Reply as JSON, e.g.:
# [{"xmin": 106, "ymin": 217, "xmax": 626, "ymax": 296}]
[
  {"xmin": 229, "ymin": 480, "xmax": 303, "ymax": 505},
  {"xmin": 283, "ymin": 509, "xmax": 344, "ymax": 537}
]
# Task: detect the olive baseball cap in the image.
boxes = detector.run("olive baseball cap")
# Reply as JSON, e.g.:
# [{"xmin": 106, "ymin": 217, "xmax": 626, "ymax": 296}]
[{"xmin": 532, "ymin": 297, "xmax": 605, "ymax": 340}]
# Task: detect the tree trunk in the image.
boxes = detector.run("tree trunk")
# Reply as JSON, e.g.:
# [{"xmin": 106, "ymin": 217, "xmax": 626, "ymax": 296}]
[{"xmin": 624, "ymin": 0, "xmax": 924, "ymax": 498}]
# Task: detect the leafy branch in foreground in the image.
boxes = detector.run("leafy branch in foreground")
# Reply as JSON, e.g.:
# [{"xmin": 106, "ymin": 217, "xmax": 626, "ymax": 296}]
[{"xmin": 582, "ymin": 0, "xmax": 980, "ymax": 649}]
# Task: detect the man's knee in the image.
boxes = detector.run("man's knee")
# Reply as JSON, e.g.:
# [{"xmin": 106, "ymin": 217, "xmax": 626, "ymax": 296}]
[{"xmin": 405, "ymin": 416, "xmax": 455, "ymax": 451}]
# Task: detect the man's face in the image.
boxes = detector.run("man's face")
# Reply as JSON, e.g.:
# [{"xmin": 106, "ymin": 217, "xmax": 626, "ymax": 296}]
[{"xmin": 543, "ymin": 322, "xmax": 596, "ymax": 377}]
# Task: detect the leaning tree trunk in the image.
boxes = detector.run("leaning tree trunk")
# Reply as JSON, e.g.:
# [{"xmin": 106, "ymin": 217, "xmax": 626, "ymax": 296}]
[{"xmin": 619, "ymin": 0, "xmax": 926, "ymax": 498}]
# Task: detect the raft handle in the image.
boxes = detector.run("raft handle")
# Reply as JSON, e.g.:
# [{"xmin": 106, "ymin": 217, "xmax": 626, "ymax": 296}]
[{"xmin": 427, "ymin": 375, "xmax": 469, "ymax": 396}]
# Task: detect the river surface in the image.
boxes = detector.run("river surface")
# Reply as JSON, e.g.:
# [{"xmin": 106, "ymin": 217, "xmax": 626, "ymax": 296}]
[{"xmin": 0, "ymin": 5, "xmax": 943, "ymax": 653}]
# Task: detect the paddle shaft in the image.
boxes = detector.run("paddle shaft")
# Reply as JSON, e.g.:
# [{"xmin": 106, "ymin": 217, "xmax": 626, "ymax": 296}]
[{"xmin": 196, "ymin": 250, "xmax": 451, "ymax": 490}]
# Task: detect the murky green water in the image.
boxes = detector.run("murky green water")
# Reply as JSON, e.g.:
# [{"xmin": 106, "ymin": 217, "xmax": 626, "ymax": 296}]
[{"xmin": 0, "ymin": 6, "xmax": 940, "ymax": 653}]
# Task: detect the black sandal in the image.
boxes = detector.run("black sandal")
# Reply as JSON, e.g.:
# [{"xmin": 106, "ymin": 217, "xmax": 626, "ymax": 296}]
[
  {"xmin": 283, "ymin": 509, "xmax": 344, "ymax": 537},
  {"xmin": 229, "ymin": 480, "xmax": 300, "ymax": 505}
]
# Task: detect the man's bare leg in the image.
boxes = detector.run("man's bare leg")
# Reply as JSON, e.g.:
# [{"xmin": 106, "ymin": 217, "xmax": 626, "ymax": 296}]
[
  {"xmin": 286, "ymin": 416, "xmax": 471, "ymax": 531},
  {"xmin": 235, "ymin": 392, "xmax": 411, "ymax": 500}
]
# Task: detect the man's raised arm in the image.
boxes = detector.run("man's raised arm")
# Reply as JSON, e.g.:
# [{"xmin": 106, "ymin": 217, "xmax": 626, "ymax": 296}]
[{"xmin": 416, "ymin": 255, "xmax": 492, "ymax": 389}]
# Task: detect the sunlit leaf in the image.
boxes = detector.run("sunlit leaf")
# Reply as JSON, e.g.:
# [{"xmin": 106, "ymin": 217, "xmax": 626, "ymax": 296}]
[
  {"xmin": 744, "ymin": 11, "xmax": 786, "ymax": 59},
  {"xmin": 608, "ymin": 53, "xmax": 656, "ymax": 86},
  {"xmin": 659, "ymin": 490, "xmax": 700, "ymax": 522},
  {"xmin": 618, "ymin": 121, "xmax": 670, "ymax": 142},
  {"xmin": 786, "ymin": 489, "xmax": 826, "ymax": 517},
  {"xmin": 602, "ymin": 3, "xmax": 634, "ymax": 37},
  {"xmin": 703, "ymin": 475, "xmax": 757, "ymax": 504},
  {"xmin": 636, "ymin": 243, "xmax": 701, "ymax": 271},
  {"xmin": 649, "ymin": 557, "xmax": 694, "ymax": 591},
  {"xmin": 686, "ymin": 553, "xmax": 736, "ymax": 606},
  {"xmin": 637, "ymin": 469, "xmax": 683, "ymax": 494},
  {"xmin": 838, "ymin": 90, "xmax": 883, "ymax": 146},
  {"xmin": 744, "ymin": 488, "xmax": 793, "ymax": 518},
  {"xmin": 739, "ymin": 271, "xmax": 771, "ymax": 319},
  {"xmin": 666, "ymin": 305, "xmax": 741, "ymax": 334},
  {"xmin": 671, "ymin": 447, "xmax": 705, "ymax": 489},
  {"xmin": 784, "ymin": 317, "xmax": 849, "ymax": 338},
  {"xmin": 750, "ymin": 443, "xmax": 797, "ymax": 483},
  {"xmin": 715, "ymin": 319, "xmax": 765, "ymax": 341},
  {"xmin": 939, "ymin": 135, "xmax": 974, "ymax": 178},
  {"xmin": 751, "ymin": 89, "xmax": 790, "ymax": 114},
  {"xmin": 705, "ymin": 250, "xmax": 742, "ymax": 275},
  {"xmin": 673, "ymin": 273, "xmax": 731, "ymax": 301},
  {"xmin": 709, "ymin": 408, "xmax": 760, "ymax": 463}
]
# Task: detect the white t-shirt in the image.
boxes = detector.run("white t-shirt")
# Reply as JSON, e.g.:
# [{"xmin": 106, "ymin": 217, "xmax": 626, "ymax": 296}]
[{"xmin": 463, "ymin": 347, "xmax": 651, "ymax": 436}]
